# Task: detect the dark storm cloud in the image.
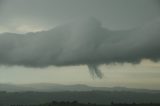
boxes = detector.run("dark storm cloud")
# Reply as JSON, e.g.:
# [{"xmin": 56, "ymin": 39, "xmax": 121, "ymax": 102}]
[{"xmin": 0, "ymin": 18, "xmax": 160, "ymax": 78}]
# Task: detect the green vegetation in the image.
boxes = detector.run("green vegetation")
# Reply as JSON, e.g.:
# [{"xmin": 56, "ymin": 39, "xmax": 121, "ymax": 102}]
[
  {"xmin": 10, "ymin": 101, "xmax": 160, "ymax": 106},
  {"xmin": 0, "ymin": 91, "xmax": 160, "ymax": 106}
]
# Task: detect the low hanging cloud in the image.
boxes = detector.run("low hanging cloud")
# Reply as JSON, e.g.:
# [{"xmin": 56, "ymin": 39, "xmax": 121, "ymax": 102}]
[{"xmin": 0, "ymin": 17, "xmax": 160, "ymax": 78}]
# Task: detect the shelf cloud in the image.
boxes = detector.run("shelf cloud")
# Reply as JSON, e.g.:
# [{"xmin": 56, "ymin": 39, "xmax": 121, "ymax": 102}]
[{"xmin": 0, "ymin": 17, "xmax": 160, "ymax": 78}]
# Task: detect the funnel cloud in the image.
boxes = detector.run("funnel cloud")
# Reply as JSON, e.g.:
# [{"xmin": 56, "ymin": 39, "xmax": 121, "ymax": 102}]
[{"xmin": 0, "ymin": 18, "xmax": 160, "ymax": 78}]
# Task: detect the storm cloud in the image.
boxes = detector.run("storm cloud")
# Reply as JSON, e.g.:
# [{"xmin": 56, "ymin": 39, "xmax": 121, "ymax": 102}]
[{"xmin": 0, "ymin": 18, "xmax": 160, "ymax": 78}]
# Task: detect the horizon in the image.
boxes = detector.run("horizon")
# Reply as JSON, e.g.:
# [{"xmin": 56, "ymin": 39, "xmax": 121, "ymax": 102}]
[{"xmin": 1, "ymin": 81, "xmax": 160, "ymax": 91}]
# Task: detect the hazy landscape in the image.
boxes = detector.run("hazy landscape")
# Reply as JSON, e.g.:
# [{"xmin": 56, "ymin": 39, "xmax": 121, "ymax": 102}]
[
  {"xmin": 1, "ymin": 83, "xmax": 160, "ymax": 93},
  {"xmin": 0, "ymin": 0, "xmax": 160, "ymax": 106},
  {"xmin": 0, "ymin": 83, "xmax": 160, "ymax": 106}
]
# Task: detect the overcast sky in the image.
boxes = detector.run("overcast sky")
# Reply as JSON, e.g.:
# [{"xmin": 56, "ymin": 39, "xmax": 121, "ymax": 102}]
[
  {"xmin": 1, "ymin": 0, "xmax": 160, "ymax": 32},
  {"xmin": 0, "ymin": 0, "xmax": 160, "ymax": 90}
]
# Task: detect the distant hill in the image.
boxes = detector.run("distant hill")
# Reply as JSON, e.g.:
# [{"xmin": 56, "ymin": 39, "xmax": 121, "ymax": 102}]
[{"xmin": 0, "ymin": 83, "xmax": 160, "ymax": 93}]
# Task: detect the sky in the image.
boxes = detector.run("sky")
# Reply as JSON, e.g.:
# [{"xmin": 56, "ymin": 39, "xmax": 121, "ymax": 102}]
[{"xmin": 0, "ymin": 0, "xmax": 160, "ymax": 90}]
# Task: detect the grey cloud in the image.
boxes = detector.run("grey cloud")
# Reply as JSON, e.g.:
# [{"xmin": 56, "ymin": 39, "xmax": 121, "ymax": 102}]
[
  {"xmin": 1, "ymin": 0, "xmax": 160, "ymax": 31},
  {"xmin": 0, "ymin": 18, "xmax": 160, "ymax": 78}
]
